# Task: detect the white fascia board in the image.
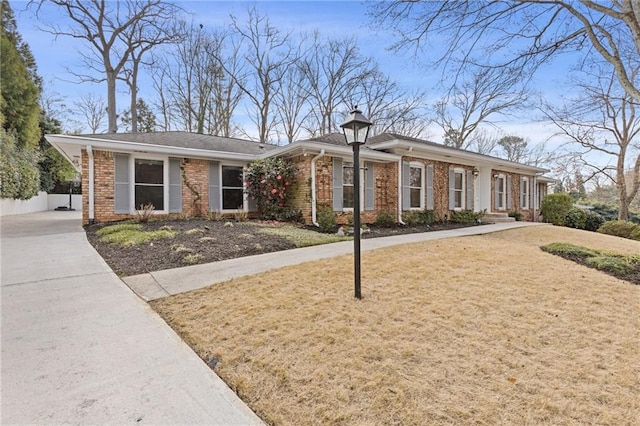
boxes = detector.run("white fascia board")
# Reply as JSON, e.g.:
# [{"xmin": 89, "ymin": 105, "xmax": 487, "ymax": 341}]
[
  {"xmin": 45, "ymin": 134, "xmax": 259, "ymax": 162},
  {"xmin": 264, "ymin": 141, "xmax": 400, "ymax": 162},
  {"xmin": 369, "ymin": 139, "xmax": 549, "ymax": 174}
]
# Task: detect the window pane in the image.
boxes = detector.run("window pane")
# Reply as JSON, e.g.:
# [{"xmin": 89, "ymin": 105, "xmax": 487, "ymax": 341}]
[
  {"xmin": 454, "ymin": 190, "xmax": 463, "ymax": 208},
  {"xmin": 135, "ymin": 185, "xmax": 164, "ymax": 210},
  {"xmin": 343, "ymin": 186, "xmax": 354, "ymax": 208},
  {"xmin": 410, "ymin": 188, "xmax": 421, "ymax": 208},
  {"xmin": 222, "ymin": 166, "xmax": 243, "ymax": 187},
  {"xmin": 222, "ymin": 188, "xmax": 244, "ymax": 210},
  {"xmin": 454, "ymin": 172, "xmax": 463, "ymax": 190},
  {"xmin": 410, "ymin": 167, "xmax": 422, "ymax": 187},
  {"xmin": 135, "ymin": 159, "xmax": 163, "ymax": 184},
  {"xmin": 343, "ymin": 163, "xmax": 354, "ymax": 185}
]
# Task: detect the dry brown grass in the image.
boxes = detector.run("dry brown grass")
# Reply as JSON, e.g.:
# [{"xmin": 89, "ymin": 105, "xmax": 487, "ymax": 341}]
[{"xmin": 151, "ymin": 226, "xmax": 640, "ymax": 425}]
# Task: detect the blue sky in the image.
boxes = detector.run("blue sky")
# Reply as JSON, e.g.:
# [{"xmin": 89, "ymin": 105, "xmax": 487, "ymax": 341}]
[{"xmin": 12, "ymin": 0, "xmax": 566, "ymax": 146}]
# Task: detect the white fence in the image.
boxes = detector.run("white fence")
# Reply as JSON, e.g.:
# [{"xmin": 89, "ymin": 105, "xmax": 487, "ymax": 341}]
[{"xmin": 1, "ymin": 192, "xmax": 82, "ymax": 216}]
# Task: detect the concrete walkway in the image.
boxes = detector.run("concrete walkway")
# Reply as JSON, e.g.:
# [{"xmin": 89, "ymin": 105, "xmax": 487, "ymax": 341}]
[
  {"xmin": 124, "ymin": 221, "xmax": 549, "ymax": 301},
  {"xmin": 1, "ymin": 211, "xmax": 263, "ymax": 425}
]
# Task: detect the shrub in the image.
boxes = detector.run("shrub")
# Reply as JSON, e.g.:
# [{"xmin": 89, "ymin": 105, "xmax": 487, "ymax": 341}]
[
  {"xmin": 540, "ymin": 193, "xmax": 573, "ymax": 226},
  {"xmin": 540, "ymin": 242, "xmax": 600, "ymax": 259},
  {"xmin": 245, "ymin": 157, "xmax": 297, "ymax": 221},
  {"xmin": 402, "ymin": 209, "xmax": 436, "ymax": 226},
  {"xmin": 564, "ymin": 207, "xmax": 587, "ymax": 229},
  {"xmin": 584, "ymin": 211, "xmax": 605, "ymax": 232},
  {"xmin": 233, "ymin": 208, "xmax": 248, "ymax": 222},
  {"xmin": 402, "ymin": 211, "xmax": 422, "ymax": 226},
  {"xmin": 135, "ymin": 203, "xmax": 155, "ymax": 223},
  {"xmin": 508, "ymin": 211, "xmax": 522, "ymax": 221},
  {"xmin": 317, "ymin": 206, "xmax": 337, "ymax": 233},
  {"xmin": 585, "ymin": 256, "xmax": 636, "ymax": 276},
  {"xmin": 0, "ymin": 134, "xmax": 40, "ymax": 200},
  {"xmin": 420, "ymin": 210, "xmax": 436, "ymax": 224},
  {"xmin": 597, "ymin": 220, "xmax": 638, "ymax": 239},
  {"xmin": 449, "ymin": 209, "xmax": 483, "ymax": 224},
  {"xmin": 631, "ymin": 226, "xmax": 640, "ymax": 241},
  {"xmin": 374, "ymin": 210, "xmax": 396, "ymax": 227}
]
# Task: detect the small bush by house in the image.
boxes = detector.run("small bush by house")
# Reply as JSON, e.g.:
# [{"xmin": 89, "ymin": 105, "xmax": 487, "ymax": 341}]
[
  {"xmin": 541, "ymin": 193, "xmax": 573, "ymax": 226},
  {"xmin": 565, "ymin": 207, "xmax": 587, "ymax": 230}
]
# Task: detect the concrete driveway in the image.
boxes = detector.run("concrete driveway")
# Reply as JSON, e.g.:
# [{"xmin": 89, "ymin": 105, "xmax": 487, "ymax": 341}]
[{"xmin": 1, "ymin": 211, "xmax": 263, "ymax": 425}]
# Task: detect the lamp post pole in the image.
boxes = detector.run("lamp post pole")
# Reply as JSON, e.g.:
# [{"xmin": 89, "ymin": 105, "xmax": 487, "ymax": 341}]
[
  {"xmin": 340, "ymin": 107, "xmax": 372, "ymax": 300},
  {"xmin": 352, "ymin": 142, "xmax": 362, "ymax": 299}
]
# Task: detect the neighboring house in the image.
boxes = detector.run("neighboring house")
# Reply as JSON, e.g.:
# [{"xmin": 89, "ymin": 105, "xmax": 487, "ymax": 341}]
[{"xmin": 46, "ymin": 131, "xmax": 551, "ymax": 225}]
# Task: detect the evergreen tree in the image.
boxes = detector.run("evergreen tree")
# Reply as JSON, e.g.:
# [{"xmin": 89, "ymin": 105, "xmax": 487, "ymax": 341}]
[
  {"xmin": 1, "ymin": 0, "xmax": 41, "ymax": 198},
  {"xmin": 1, "ymin": 0, "xmax": 40, "ymax": 149},
  {"xmin": 121, "ymin": 98, "xmax": 157, "ymax": 133}
]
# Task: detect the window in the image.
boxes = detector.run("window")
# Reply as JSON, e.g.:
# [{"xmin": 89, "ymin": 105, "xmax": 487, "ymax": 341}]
[
  {"xmin": 221, "ymin": 166, "xmax": 244, "ymax": 210},
  {"xmin": 409, "ymin": 164, "xmax": 424, "ymax": 209},
  {"xmin": 343, "ymin": 162, "xmax": 354, "ymax": 209},
  {"xmin": 453, "ymin": 169, "xmax": 464, "ymax": 209},
  {"xmin": 135, "ymin": 159, "xmax": 164, "ymax": 210},
  {"xmin": 521, "ymin": 177, "xmax": 530, "ymax": 209},
  {"xmin": 496, "ymin": 175, "xmax": 506, "ymax": 210}
]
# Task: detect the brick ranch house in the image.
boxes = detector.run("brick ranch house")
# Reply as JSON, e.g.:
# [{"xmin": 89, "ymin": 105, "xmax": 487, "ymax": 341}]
[{"xmin": 45, "ymin": 131, "xmax": 552, "ymax": 225}]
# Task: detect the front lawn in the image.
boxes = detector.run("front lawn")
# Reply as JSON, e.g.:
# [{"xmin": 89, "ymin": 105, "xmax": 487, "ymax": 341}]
[{"xmin": 151, "ymin": 226, "xmax": 640, "ymax": 425}]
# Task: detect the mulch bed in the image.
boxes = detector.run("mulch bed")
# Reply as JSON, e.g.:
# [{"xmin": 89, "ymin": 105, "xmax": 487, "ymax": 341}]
[{"xmin": 85, "ymin": 219, "xmax": 484, "ymax": 277}]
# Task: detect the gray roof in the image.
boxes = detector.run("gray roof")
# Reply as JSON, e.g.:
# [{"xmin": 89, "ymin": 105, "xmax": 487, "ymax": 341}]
[
  {"xmin": 78, "ymin": 131, "xmax": 276, "ymax": 155},
  {"xmin": 299, "ymin": 133, "xmax": 349, "ymax": 146}
]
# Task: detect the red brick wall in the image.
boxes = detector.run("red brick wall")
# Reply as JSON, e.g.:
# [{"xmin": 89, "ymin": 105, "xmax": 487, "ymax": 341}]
[{"xmin": 181, "ymin": 158, "xmax": 209, "ymax": 217}]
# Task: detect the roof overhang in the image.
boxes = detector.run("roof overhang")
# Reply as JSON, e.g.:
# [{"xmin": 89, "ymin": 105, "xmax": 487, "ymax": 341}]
[
  {"xmin": 264, "ymin": 141, "xmax": 400, "ymax": 162},
  {"xmin": 46, "ymin": 134, "xmax": 261, "ymax": 172},
  {"xmin": 368, "ymin": 138, "xmax": 549, "ymax": 175}
]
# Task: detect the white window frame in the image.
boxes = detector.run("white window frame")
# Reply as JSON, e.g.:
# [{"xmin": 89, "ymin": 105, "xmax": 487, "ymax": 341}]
[
  {"xmin": 130, "ymin": 153, "xmax": 169, "ymax": 214},
  {"xmin": 409, "ymin": 162, "xmax": 425, "ymax": 210},
  {"xmin": 219, "ymin": 163, "xmax": 247, "ymax": 213},
  {"xmin": 496, "ymin": 173, "xmax": 506, "ymax": 211},
  {"xmin": 453, "ymin": 167, "xmax": 465, "ymax": 210},
  {"xmin": 521, "ymin": 177, "xmax": 530, "ymax": 210},
  {"xmin": 342, "ymin": 161, "xmax": 364, "ymax": 212}
]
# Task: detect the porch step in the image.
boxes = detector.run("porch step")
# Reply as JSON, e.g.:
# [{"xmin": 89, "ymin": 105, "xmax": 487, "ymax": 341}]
[{"xmin": 482, "ymin": 212, "xmax": 516, "ymax": 223}]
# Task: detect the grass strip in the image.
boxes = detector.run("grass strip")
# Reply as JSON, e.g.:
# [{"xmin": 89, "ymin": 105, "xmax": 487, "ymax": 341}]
[
  {"xmin": 257, "ymin": 224, "xmax": 351, "ymax": 247},
  {"xmin": 98, "ymin": 224, "xmax": 177, "ymax": 247},
  {"xmin": 541, "ymin": 242, "xmax": 639, "ymax": 282}
]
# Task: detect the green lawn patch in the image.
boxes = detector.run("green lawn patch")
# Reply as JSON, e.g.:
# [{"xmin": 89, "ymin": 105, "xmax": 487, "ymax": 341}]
[
  {"xmin": 98, "ymin": 223, "xmax": 178, "ymax": 247},
  {"xmin": 257, "ymin": 224, "xmax": 351, "ymax": 247},
  {"xmin": 541, "ymin": 242, "xmax": 639, "ymax": 284}
]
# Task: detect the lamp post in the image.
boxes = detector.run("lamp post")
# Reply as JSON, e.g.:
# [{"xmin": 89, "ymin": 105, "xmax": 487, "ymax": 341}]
[{"xmin": 340, "ymin": 107, "xmax": 372, "ymax": 300}]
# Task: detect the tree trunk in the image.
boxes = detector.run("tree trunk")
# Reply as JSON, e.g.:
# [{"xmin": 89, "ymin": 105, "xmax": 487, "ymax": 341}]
[{"xmin": 107, "ymin": 70, "xmax": 118, "ymax": 133}]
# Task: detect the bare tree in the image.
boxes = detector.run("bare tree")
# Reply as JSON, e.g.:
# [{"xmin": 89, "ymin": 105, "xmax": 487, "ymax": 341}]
[
  {"xmin": 300, "ymin": 32, "xmax": 375, "ymax": 136},
  {"xmin": 32, "ymin": 0, "xmax": 182, "ymax": 133},
  {"xmin": 273, "ymin": 61, "xmax": 311, "ymax": 144},
  {"xmin": 466, "ymin": 129, "xmax": 498, "ymax": 155},
  {"xmin": 371, "ymin": 1, "xmax": 640, "ymax": 102},
  {"xmin": 118, "ymin": 7, "xmax": 182, "ymax": 133},
  {"xmin": 434, "ymin": 66, "xmax": 529, "ymax": 149},
  {"xmin": 221, "ymin": 7, "xmax": 294, "ymax": 143},
  {"xmin": 73, "ymin": 93, "xmax": 106, "ymax": 133},
  {"xmin": 544, "ymin": 63, "xmax": 640, "ymax": 220}
]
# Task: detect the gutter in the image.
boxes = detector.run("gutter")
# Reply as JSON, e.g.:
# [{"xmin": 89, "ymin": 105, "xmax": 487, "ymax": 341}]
[
  {"xmin": 397, "ymin": 158, "xmax": 405, "ymax": 225},
  {"xmin": 310, "ymin": 149, "xmax": 325, "ymax": 227},
  {"xmin": 87, "ymin": 145, "xmax": 95, "ymax": 224}
]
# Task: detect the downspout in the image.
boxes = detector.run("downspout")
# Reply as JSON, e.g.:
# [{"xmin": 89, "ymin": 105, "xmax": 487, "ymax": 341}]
[
  {"xmin": 397, "ymin": 158, "xmax": 405, "ymax": 225},
  {"xmin": 311, "ymin": 149, "xmax": 325, "ymax": 227},
  {"xmin": 87, "ymin": 145, "xmax": 95, "ymax": 224}
]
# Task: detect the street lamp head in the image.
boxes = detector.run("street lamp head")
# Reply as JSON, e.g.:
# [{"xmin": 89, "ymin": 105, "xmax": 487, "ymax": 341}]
[{"xmin": 340, "ymin": 107, "xmax": 372, "ymax": 146}]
